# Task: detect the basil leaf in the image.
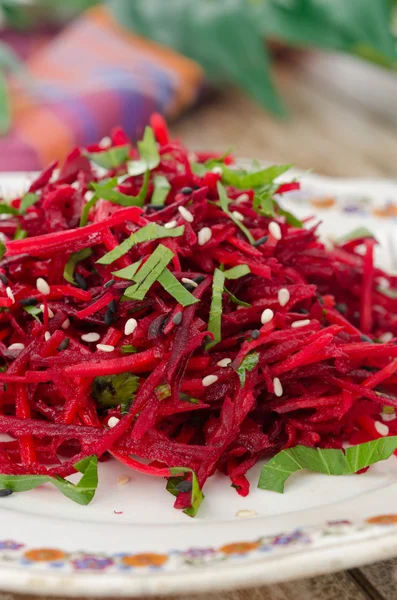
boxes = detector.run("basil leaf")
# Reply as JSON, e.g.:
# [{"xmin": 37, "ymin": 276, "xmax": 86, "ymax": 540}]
[
  {"xmin": 224, "ymin": 287, "xmax": 251, "ymax": 308},
  {"xmin": 97, "ymin": 223, "xmax": 184, "ymax": 265},
  {"xmin": 63, "ymin": 248, "xmax": 92, "ymax": 285},
  {"xmin": 167, "ymin": 466, "xmax": 204, "ymax": 517},
  {"xmin": 0, "ymin": 455, "xmax": 98, "ymax": 506},
  {"xmin": 206, "ymin": 268, "xmax": 225, "ymax": 349},
  {"xmin": 19, "ymin": 192, "xmax": 39, "ymax": 214},
  {"xmin": 124, "ymin": 244, "xmax": 174, "ymax": 300},
  {"xmin": 23, "ymin": 305, "xmax": 42, "ymax": 322},
  {"xmin": 222, "ymin": 164, "xmax": 291, "ymax": 190},
  {"xmin": 87, "ymin": 145, "xmax": 130, "ymax": 169},
  {"xmin": 223, "ymin": 264, "xmax": 251, "ymax": 280},
  {"xmin": 112, "ymin": 259, "xmax": 142, "ymax": 281},
  {"xmin": 128, "ymin": 126, "xmax": 160, "ymax": 176},
  {"xmin": 92, "ymin": 372, "xmax": 140, "ymax": 409},
  {"xmin": 151, "ymin": 175, "xmax": 171, "ymax": 206},
  {"xmin": 217, "ymin": 182, "xmax": 255, "ymax": 245},
  {"xmin": 0, "ymin": 204, "xmax": 18, "ymax": 215},
  {"xmin": 258, "ymin": 437, "xmax": 397, "ymax": 494},
  {"xmin": 235, "ymin": 352, "xmax": 259, "ymax": 386},
  {"xmin": 337, "ymin": 227, "xmax": 376, "ymax": 244},
  {"xmin": 157, "ymin": 268, "xmax": 199, "ymax": 307}
]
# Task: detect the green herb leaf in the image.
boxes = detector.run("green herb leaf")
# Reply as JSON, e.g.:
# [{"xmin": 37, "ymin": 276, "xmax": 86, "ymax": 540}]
[
  {"xmin": 23, "ymin": 305, "xmax": 42, "ymax": 322},
  {"xmin": 120, "ymin": 344, "xmax": 138, "ymax": 354},
  {"xmin": 277, "ymin": 205, "xmax": 303, "ymax": 228},
  {"xmin": 217, "ymin": 182, "xmax": 255, "ymax": 245},
  {"xmin": 86, "ymin": 144, "xmax": 130, "ymax": 169},
  {"xmin": 0, "ymin": 204, "xmax": 18, "ymax": 215},
  {"xmin": 253, "ymin": 185, "xmax": 276, "ymax": 217},
  {"xmin": 63, "ymin": 248, "xmax": 92, "ymax": 285},
  {"xmin": 258, "ymin": 437, "xmax": 397, "ymax": 494},
  {"xmin": 223, "ymin": 264, "xmax": 251, "ymax": 280},
  {"xmin": 14, "ymin": 226, "xmax": 27, "ymax": 240},
  {"xmin": 155, "ymin": 383, "xmax": 172, "ymax": 401},
  {"xmin": 0, "ymin": 455, "xmax": 98, "ymax": 506},
  {"xmin": 113, "ymin": 259, "xmax": 143, "ymax": 281},
  {"xmin": 337, "ymin": 227, "xmax": 376, "ymax": 244},
  {"xmin": 151, "ymin": 175, "xmax": 171, "ymax": 206},
  {"xmin": 224, "ymin": 287, "xmax": 251, "ymax": 308},
  {"xmin": 157, "ymin": 268, "xmax": 199, "ymax": 307},
  {"xmin": 97, "ymin": 223, "xmax": 184, "ymax": 265},
  {"xmin": 92, "ymin": 372, "xmax": 140, "ymax": 409},
  {"xmin": 167, "ymin": 466, "xmax": 204, "ymax": 517},
  {"xmin": 123, "ymin": 244, "xmax": 174, "ymax": 300},
  {"xmin": 19, "ymin": 192, "xmax": 39, "ymax": 214},
  {"xmin": 128, "ymin": 126, "xmax": 160, "ymax": 176},
  {"xmin": 0, "ymin": 241, "xmax": 5, "ymax": 261},
  {"xmin": 235, "ymin": 352, "xmax": 260, "ymax": 386},
  {"xmin": 222, "ymin": 164, "xmax": 291, "ymax": 190},
  {"xmin": 206, "ymin": 268, "xmax": 225, "ymax": 349}
]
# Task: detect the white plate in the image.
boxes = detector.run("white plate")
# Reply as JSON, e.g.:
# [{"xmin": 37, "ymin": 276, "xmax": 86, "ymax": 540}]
[{"xmin": 1, "ymin": 171, "xmax": 397, "ymax": 598}]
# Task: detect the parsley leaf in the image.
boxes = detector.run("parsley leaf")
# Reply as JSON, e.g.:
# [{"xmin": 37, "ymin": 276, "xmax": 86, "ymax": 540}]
[{"xmin": 92, "ymin": 372, "xmax": 140, "ymax": 409}]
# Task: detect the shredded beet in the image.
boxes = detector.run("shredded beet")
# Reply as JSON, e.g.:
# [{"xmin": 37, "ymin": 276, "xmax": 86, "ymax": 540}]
[{"xmin": 0, "ymin": 114, "xmax": 396, "ymax": 512}]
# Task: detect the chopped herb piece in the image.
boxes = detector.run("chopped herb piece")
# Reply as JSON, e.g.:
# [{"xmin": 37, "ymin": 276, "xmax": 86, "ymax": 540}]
[
  {"xmin": 23, "ymin": 305, "xmax": 42, "ymax": 322},
  {"xmin": 120, "ymin": 345, "xmax": 138, "ymax": 354},
  {"xmin": 222, "ymin": 164, "xmax": 291, "ymax": 189},
  {"xmin": 14, "ymin": 226, "xmax": 27, "ymax": 240},
  {"xmin": 157, "ymin": 269, "xmax": 199, "ymax": 307},
  {"xmin": 206, "ymin": 268, "xmax": 225, "ymax": 349},
  {"xmin": 223, "ymin": 264, "xmax": 251, "ymax": 280},
  {"xmin": 19, "ymin": 192, "xmax": 39, "ymax": 214},
  {"xmin": 63, "ymin": 248, "xmax": 92, "ymax": 285},
  {"xmin": 112, "ymin": 259, "xmax": 142, "ymax": 281},
  {"xmin": 337, "ymin": 227, "xmax": 376, "ymax": 244},
  {"xmin": 217, "ymin": 182, "xmax": 255, "ymax": 244},
  {"xmin": 92, "ymin": 372, "xmax": 140, "ymax": 409},
  {"xmin": 128, "ymin": 126, "xmax": 160, "ymax": 176},
  {"xmin": 151, "ymin": 175, "xmax": 171, "ymax": 206},
  {"xmin": 0, "ymin": 204, "xmax": 18, "ymax": 216},
  {"xmin": 224, "ymin": 287, "xmax": 251, "ymax": 308},
  {"xmin": 155, "ymin": 383, "xmax": 171, "ymax": 401},
  {"xmin": 235, "ymin": 352, "xmax": 259, "ymax": 386},
  {"xmin": 124, "ymin": 245, "xmax": 174, "ymax": 300},
  {"xmin": 0, "ymin": 241, "xmax": 5, "ymax": 261},
  {"xmin": 258, "ymin": 437, "xmax": 397, "ymax": 494},
  {"xmin": 167, "ymin": 467, "xmax": 204, "ymax": 517},
  {"xmin": 86, "ymin": 144, "xmax": 130, "ymax": 169}
]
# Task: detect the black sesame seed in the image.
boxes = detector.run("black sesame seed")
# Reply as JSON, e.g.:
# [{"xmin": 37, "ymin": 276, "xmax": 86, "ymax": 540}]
[
  {"xmin": 148, "ymin": 314, "xmax": 169, "ymax": 339},
  {"xmin": 104, "ymin": 308, "xmax": 114, "ymax": 326},
  {"xmin": 251, "ymin": 329, "xmax": 260, "ymax": 340},
  {"xmin": 107, "ymin": 299, "xmax": 117, "ymax": 314},
  {"xmin": 316, "ymin": 294, "xmax": 324, "ymax": 305},
  {"xmin": 57, "ymin": 338, "xmax": 70, "ymax": 351},
  {"xmin": 360, "ymin": 334, "xmax": 373, "ymax": 343},
  {"xmin": 297, "ymin": 308, "xmax": 309, "ymax": 315},
  {"xmin": 253, "ymin": 235, "xmax": 268, "ymax": 247},
  {"xmin": 146, "ymin": 204, "xmax": 164, "ymax": 211},
  {"xmin": 0, "ymin": 273, "xmax": 8, "ymax": 285},
  {"xmin": 181, "ymin": 186, "xmax": 193, "ymax": 195},
  {"xmin": 172, "ymin": 312, "xmax": 183, "ymax": 325},
  {"xmin": 19, "ymin": 297, "xmax": 38, "ymax": 307},
  {"xmin": 182, "ymin": 282, "xmax": 195, "ymax": 292},
  {"xmin": 237, "ymin": 336, "xmax": 246, "ymax": 344},
  {"xmin": 193, "ymin": 185, "xmax": 200, "ymax": 190},
  {"xmin": 193, "ymin": 275, "xmax": 205, "ymax": 284},
  {"xmin": 203, "ymin": 335, "xmax": 212, "ymax": 345},
  {"xmin": 335, "ymin": 302, "xmax": 348, "ymax": 314},
  {"xmin": 0, "ymin": 488, "xmax": 13, "ymax": 497},
  {"xmin": 74, "ymin": 273, "xmax": 88, "ymax": 291},
  {"xmin": 104, "ymin": 279, "xmax": 115, "ymax": 289},
  {"xmin": 175, "ymin": 480, "xmax": 193, "ymax": 493}
]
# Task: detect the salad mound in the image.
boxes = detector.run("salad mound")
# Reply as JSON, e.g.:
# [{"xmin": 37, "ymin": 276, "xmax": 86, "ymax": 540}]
[{"xmin": 0, "ymin": 114, "xmax": 396, "ymax": 515}]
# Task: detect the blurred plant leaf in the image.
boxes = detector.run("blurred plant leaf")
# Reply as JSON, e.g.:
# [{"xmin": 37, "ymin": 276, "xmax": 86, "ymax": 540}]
[{"xmin": 0, "ymin": 73, "xmax": 10, "ymax": 135}]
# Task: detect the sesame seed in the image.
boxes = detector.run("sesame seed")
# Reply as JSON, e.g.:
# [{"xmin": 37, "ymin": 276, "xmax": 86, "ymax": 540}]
[
  {"xmin": 172, "ymin": 312, "xmax": 183, "ymax": 325},
  {"xmin": 104, "ymin": 279, "xmax": 115, "ymax": 288},
  {"xmin": 96, "ymin": 344, "xmax": 115, "ymax": 353},
  {"xmin": 253, "ymin": 235, "xmax": 268, "ymax": 247},
  {"xmin": 176, "ymin": 480, "xmax": 193, "ymax": 493},
  {"xmin": 193, "ymin": 275, "xmax": 205, "ymax": 284},
  {"xmin": 36, "ymin": 278, "xmax": 50, "ymax": 295},
  {"xmin": 117, "ymin": 475, "xmax": 130, "ymax": 486},
  {"xmin": 57, "ymin": 338, "xmax": 70, "ymax": 351},
  {"xmin": 198, "ymin": 227, "xmax": 212, "ymax": 246},
  {"xmin": 379, "ymin": 332, "xmax": 394, "ymax": 343},
  {"xmin": 8, "ymin": 343, "xmax": 25, "ymax": 352},
  {"xmin": 181, "ymin": 277, "xmax": 198, "ymax": 288},
  {"xmin": 62, "ymin": 318, "xmax": 70, "ymax": 330},
  {"xmin": 104, "ymin": 308, "xmax": 114, "ymax": 326},
  {"xmin": 40, "ymin": 304, "xmax": 54, "ymax": 319},
  {"xmin": 44, "ymin": 332, "xmax": 51, "ymax": 341},
  {"xmin": 5, "ymin": 287, "xmax": 14, "ymax": 303},
  {"xmin": 278, "ymin": 288, "xmax": 290, "ymax": 307},
  {"xmin": 273, "ymin": 377, "xmax": 283, "ymax": 397},
  {"xmin": 202, "ymin": 375, "xmax": 218, "ymax": 387},
  {"xmin": 261, "ymin": 308, "xmax": 274, "ymax": 325},
  {"xmin": 81, "ymin": 332, "xmax": 100, "ymax": 343},
  {"xmin": 178, "ymin": 205, "xmax": 194, "ymax": 223},
  {"xmin": 124, "ymin": 318, "xmax": 138, "ymax": 336},
  {"xmin": 250, "ymin": 329, "xmax": 260, "ymax": 340},
  {"xmin": 0, "ymin": 273, "xmax": 8, "ymax": 285},
  {"xmin": 84, "ymin": 190, "xmax": 95, "ymax": 202},
  {"xmin": 217, "ymin": 358, "xmax": 232, "ymax": 368},
  {"xmin": 375, "ymin": 421, "xmax": 389, "ymax": 436},
  {"xmin": 0, "ymin": 489, "xmax": 13, "ymax": 497},
  {"xmin": 236, "ymin": 193, "xmax": 249, "ymax": 204},
  {"xmin": 99, "ymin": 136, "xmax": 111, "ymax": 149},
  {"xmin": 232, "ymin": 210, "xmax": 244, "ymax": 222},
  {"xmin": 181, "ymin": 186, "xmax": 193, "ymax": 195},
  {"xmin": 164, "ymin": 220, "xmax": 178, "ymax": 229},
  {"xmin": 19, "ymin": 297, "xmax": 38, "ymax": 307},
  {"xmin": 74, "ymin": 273, "xmax": 88, "ymax": 291},
  {"xmin": 108, "ymin": 416, "xmax": 120, "ymax": 428},
  {"xmin": 291, "ymin": 319, "xmax": 311, "ymax": 328},
  {"xmin": 236, "ymin": 509, "xmax": 257, "ymax": 519},
  {"xmin": 211, "ymin": 166, "xmax": 223, "ymax": 175},
  {"xmin": 269, "ymin": 221, "xmax": 282, "ymax": 241}
]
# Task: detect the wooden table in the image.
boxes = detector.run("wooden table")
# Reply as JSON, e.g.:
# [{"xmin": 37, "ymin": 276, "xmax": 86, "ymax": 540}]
[{"xmin": 3, "ymin": 51, "xmax": 397, "ymax": 600}]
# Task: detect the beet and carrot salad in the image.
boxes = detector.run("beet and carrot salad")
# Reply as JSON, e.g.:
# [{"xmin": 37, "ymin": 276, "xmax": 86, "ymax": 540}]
[{"xmin": 0, "ymin": 114, "xmax": 396, "ymax": 514}]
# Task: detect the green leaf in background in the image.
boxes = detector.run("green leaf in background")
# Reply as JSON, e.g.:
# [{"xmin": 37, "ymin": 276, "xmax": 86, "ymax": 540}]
[
  {"xmin": 63, "ymin": 248, "xmax": 92, "ymax": 285},
  {"xmin": 0, "ymin": 71, "xmax": 10, "ymax": 136},
  {"xmin": 258, "ymin": 437, "xmax": 397, "ymax": 493},
  {"xmin": 167, "ymin": 466, "xmax": 204, "ymax": 517},
  {"xmin": 235, "ymin": 351, "xmax": 259, "ymax": 386},
  {"xmin": 0, "ymin": 455, "xmax": 98, "ymax": 505},
  {"xmin": 157, "ymin": 268, "xmax": 199, "ymax": 307},
  {"xmin": 92, "ymin": 372, "xmax": 140, "ymax": 409},
  {"xmin": 207, "ymin": 268, "xmax": 226, "ymax": 349},
  {"xmin": 128, "ymin": 126, "xmax": 160, "ymax": 176},
  {"xmin": 19, "ymin": 192, "xmax": 39, "ymax": 214},
  {"xmin": 86, "ymin": 144, "xmax": 130, "ymax": 169},
  {"xmin": 151, "ymin": 175, "xmax": 171, "ymax": 206},
  {"xmin": 337, "ymin": 227, "xmax": 376, "ymax": 244}
]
